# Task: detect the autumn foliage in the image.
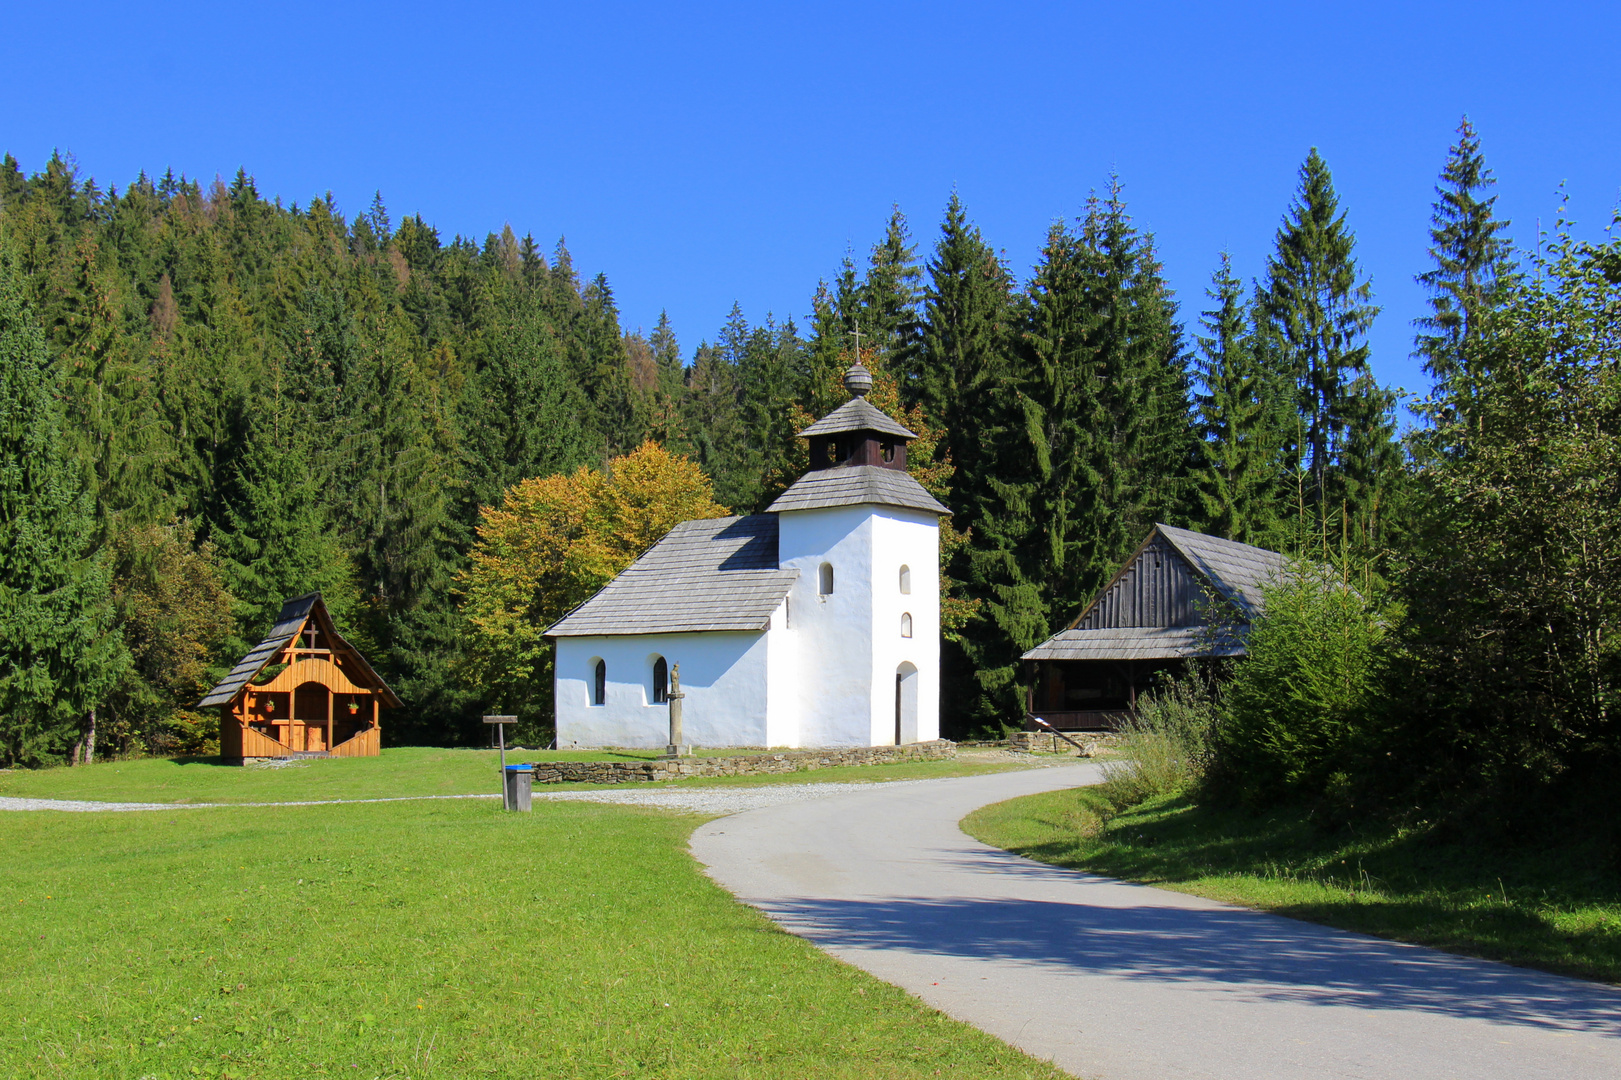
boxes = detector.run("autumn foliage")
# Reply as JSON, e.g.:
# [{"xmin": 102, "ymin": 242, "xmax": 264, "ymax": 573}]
[{"xmin": 459, "ymin": 442, "xmax": 727, "ymax": 725}]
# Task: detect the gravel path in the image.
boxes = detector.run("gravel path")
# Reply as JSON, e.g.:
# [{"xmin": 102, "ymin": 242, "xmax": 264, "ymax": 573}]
[
  {"xmin": 534, "ymin": 779, "xmax": 931, "ymax": 815},
  {"xmin": 0, "ymin": 780, "xmax": 930, "ymax": 815},
  {"xmin": 0, "ymin": 793, "xmax": 499, "ymax": 812}
]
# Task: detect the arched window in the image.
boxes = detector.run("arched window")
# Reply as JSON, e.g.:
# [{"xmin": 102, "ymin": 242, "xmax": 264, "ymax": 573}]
[
  {"xmin": 652, "ymin": 656, "xmax": 668, "ymax": 704},
  {"xmin": 818, "ymin": 562, "xmax": 834, "ymax": 596},
  {"xmin": 592, "ymin": 659, "xmax": 607, "ymax": 706},
  {"xmin": 900, "ymin": 612, "xmax": 913, "ymax": 638},
  {"xmin": 899, "ymin": 564, "xmax": 911, "ymax": 594}
]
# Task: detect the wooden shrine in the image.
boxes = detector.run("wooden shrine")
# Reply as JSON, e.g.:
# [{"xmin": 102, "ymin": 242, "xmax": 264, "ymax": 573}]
[{"xmin": 202, "ymin": 593, "xmax": 401, "ymax": 763}]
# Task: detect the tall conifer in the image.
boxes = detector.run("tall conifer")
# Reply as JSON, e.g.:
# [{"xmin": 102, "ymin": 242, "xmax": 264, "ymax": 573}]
[
  {"xmin": 1415, "ymin": 117, "xmax": 1516, "ymax": 421},
  {"xmin": 1259, "ymin": 150, "xmax": 1390, "ymax": 537},
  {"xmin": 0, "ymin": 248, "xmax": 124, "ymax": 765},
  {"xmin": 917, "ymin": 191, "xmax": 1014, "ymax": 501},
  {"xmin": 1193, "ymin": 254, "xmax": 1287, "ymax": 544}
]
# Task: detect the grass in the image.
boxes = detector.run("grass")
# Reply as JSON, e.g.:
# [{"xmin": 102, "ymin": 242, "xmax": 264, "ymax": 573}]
[
  {"xmin": 1, "ymin": 798, "xmax": 1066, "ymax": 1079},
  {"xmin": 962, "ymin": 786, "xmax": 1621, "ymax": 985},
  {"xmin": 0, "ymin": 747, "xmax": 1037, "ymax": 806}
]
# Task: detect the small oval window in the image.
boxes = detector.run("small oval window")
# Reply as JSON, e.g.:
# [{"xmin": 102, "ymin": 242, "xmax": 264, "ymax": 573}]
[
  {"xmin": 901, "ymin": 612, "xmax": 913, "ymax": 638},
  {"xmin": 819, "ymin": 562, "xmax": 834, "ymax": 596},
  {"xmin": 899, "ymin": 565, "xmax": 911, "ymax": 594}
]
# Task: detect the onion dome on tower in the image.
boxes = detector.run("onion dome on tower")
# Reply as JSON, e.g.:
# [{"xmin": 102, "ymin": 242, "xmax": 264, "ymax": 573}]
[{"xmin": 765, "ymin": 363, "xmax": 949, "ymax": 516}]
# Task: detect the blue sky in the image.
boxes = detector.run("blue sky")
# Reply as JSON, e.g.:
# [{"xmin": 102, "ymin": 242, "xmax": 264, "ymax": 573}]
[{"xmin": 5, "ymin": 1, "xmax": 1618, "ymax": 409}]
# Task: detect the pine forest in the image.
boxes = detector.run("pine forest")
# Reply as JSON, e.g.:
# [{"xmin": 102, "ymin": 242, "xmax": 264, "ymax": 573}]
[{"xmin": 2, "ymin": 119, "xmax": 1617, "ymax": 832}]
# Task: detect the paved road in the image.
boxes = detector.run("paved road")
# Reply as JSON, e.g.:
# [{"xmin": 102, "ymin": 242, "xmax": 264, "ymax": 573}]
[{"xmin": 691, "ymin": 764, "xmax": 1621, "ymax": 1080}]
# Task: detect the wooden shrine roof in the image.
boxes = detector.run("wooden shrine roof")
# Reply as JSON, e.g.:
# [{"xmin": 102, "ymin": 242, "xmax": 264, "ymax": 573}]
[{"xmin": 200, "ymin": 592, "xmax": 402, "ymax": 708}]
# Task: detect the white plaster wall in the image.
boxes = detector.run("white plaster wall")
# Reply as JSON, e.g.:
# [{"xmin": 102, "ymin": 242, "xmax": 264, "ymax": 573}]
[
  {"xmin": 763, "ymin": 599, "xmax": 800, "ymax": 747},
  {"xmin": 872, "ymin": 509, "xmax": 941, "ymax": 743},
  {"xmin": 777, "ymin": 502, "xmax": 941, "ymax": 747},
  {"xmin": 777, "ymin": 505, "xmax": 876, "ymax": 747},
  {"xmin": 554, "ymin": 631, "xmax": 770, "ymax": 749}
]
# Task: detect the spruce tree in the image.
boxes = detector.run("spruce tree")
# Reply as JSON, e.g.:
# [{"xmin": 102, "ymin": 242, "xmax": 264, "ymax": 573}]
[
  {"xmin": 1193, "ymin": 254, "xmax": 1287, "ymax": 544},
  {"xmin": 1415, "ymin": 116, "xmax": 1516, "ymax": 417},
  {"xmin": 213, "ymin": 398, "xmax": 359, "ymax": 642},
  {"xmin": 917, "ymin": 191, "xmax": 1014, "ymax": 503},
  {"xmin": 679, "ymin": 339, "xmax": 749, "ymax": 510},
  {"xmin": 1075, "ymin": 181, "xmax": 1196, "ymax": 587},
  {"xmin": 951, "ymin": 221, "xmax": 1085, "ymax": 729},
  {"xmin": 0, "ymin": 247, "xmax": 125, "ymax": 766},
  {"xmin": 862, "ymin": 207, "xmax": 924, "ymax": 392},
  {"xmin": 1259, "ymin": 149, "xmax": 1387, "ymax": 535},
  {"xmin": 578, "ymin": 272, "xmax": 640, "ymax": 452},
  {"xmin": 801, "ymin": 281, "xmax": 852, "ymax": 418},
  {"xmin": 460, "ymin": 282, "xmax": 593, "ymax": 517}
]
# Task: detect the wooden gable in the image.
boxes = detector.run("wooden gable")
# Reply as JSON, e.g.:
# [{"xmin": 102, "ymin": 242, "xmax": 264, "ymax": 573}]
[
  {"xmin": 202, "ymin": 593, "xmax": 400, "ymax": 762},
  {"xmin": 1071, "ymin": 534, "xmax": 1220, "ymax": 631}
]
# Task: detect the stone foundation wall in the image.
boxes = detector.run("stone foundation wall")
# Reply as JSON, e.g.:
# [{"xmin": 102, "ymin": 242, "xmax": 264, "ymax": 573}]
[
  {"xmin": 530, "ymin": 739, "xmax": 955, "ymax": 784},
  {"xmin": 1006, "ymin": 731, "xmax": 1118, "ymax": 755}
]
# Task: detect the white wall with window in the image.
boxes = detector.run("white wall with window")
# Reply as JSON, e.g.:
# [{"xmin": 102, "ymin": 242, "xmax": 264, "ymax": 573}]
[{"xmin": 554, "ymin": 602, "xmax": 796, "ymax": 749}]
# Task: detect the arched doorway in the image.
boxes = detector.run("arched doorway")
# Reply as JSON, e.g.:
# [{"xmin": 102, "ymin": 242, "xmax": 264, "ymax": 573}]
[
  {"xmin": 293, "ymin": 681, "xmax": 331, "ymax": 751},
  {"xmin": 895, "ymin": 663, "xmax": 919, "ymax": 745}
]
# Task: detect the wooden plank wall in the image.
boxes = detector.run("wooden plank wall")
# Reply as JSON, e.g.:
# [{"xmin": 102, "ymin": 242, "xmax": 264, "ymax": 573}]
[
  {"xmin": 1076, "ymin": 539, "xmax": 1203, "ymax": 629},
  {"xmin": 330, "ymin": 727, "xmax": 381, "ymax": 758},
  {"xmin": 240, "ymin": 725, "xmax": 294, "ymax": 758}
]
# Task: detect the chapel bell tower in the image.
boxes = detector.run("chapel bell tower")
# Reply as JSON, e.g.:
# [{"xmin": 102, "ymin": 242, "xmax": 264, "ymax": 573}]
[{"xmin": 765, "ymin": 361, "xmax": 948, "ymax": 748}]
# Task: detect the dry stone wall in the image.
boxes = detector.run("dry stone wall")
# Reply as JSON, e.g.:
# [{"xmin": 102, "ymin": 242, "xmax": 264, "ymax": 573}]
[
  {"xmin": 1005, "ymin": 731, "xmax": 1118, "ymax": 755},
  {"xmin": 530, "ymin": 739, "xmax": 955, "ymax": 784}
]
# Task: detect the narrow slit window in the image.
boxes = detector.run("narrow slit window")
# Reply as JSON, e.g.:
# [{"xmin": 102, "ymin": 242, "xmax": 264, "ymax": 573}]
[
  {"xmin": 899, "ymin": 564, "xmax": 911, "ymax": 594},
  {"xmin": 901, "ymin": 612, "xmax": 913, "ymax": 638},
  {"xmin": 652, "ymin": 656, "xmax": 668, "ymax": 704},
  {"xmin": 818, "ymin": 562, "xmax": 834, "ymax": 596},
  {"xmin": 593, "ymin": 659, "xmax": 607, "ymax": 706}
]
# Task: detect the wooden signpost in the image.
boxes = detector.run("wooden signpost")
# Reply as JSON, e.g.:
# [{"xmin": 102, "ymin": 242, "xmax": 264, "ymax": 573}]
[{"xmin": 484, "ymin": 715, "xmax": 526, "ymax": 810}]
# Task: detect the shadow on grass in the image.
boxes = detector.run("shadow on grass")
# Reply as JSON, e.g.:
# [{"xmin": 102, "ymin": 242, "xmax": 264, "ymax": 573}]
[{"xmin": 976, "ymin": 789, "xmax": 1621, "ymax": 985}]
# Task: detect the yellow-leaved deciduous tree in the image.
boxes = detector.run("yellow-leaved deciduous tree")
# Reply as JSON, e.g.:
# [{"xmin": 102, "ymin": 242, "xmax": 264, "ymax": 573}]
[
  {"xmin": 460, "ymin": 441, "xmax": 727, "ymax": 731},
  {"xmin": 774, "ymin": 348, "xmax": 981, "ymax": 642}
]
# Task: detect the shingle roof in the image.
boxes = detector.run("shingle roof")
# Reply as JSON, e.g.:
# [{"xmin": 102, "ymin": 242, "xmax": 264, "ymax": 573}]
[
  {"xmin": 200, "ymin": 594, "xmax": 320, "ymax": 707},
  {"xmin": 1153, "ymin": 524, "xmax": 1289, "ymax": 622},
  {"xmin": 765, "ymin": 465, "xmax": 949, "ymax": 516},
  {"xmin": 546, "ymin": 515, "xmax": 799, "ymax": 637},
  {"xmin": 198, "ymin": 593, "xmax": 401, "ymax": 709},
  {"xmin": 1022, "ymin": 625, "xmax": 1248, "ymax": 662},
  {"xmin": 798, "ymin": 398, "xmax": 917, "ymax": 440},
  {"xmin": 1021, "ymin": 525, "xmax": 1291, "ymax": 664}
]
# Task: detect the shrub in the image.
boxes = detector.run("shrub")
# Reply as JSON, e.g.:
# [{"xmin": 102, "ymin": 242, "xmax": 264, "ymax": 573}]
[
  {"xmin": 1099, "ymin": 668, "xmax": 1220, "ymax": 809},
  {"xmin": 1213, "ymin": 563, "xmax": 1391, "ymax": 808}
]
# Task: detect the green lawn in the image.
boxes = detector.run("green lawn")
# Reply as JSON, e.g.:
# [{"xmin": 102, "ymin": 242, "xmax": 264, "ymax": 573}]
[
  {"xmin": 962, "ymin": 787, "xmax": 1621, "ymax": 985},
  {"xmin": 2, "ymin": 798, "xmax": 1064, "ymax": 1079},
  {"xmin": 0, "ymin": 748, "xmax": 1035, "ymax": 806}
]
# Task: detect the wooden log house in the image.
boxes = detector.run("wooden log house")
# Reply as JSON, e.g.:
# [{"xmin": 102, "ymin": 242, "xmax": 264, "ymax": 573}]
[
  {"xmin": 1021, "ymin": 524, "xmax": 1288, "ymax": 731},
  {"xmin": 202, "ymin": 593, "xmax": 401, "ymax": 763}
]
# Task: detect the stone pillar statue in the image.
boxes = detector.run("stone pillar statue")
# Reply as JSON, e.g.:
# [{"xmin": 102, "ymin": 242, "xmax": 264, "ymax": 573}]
[{"xmin": 665, "ymin": 662, "xmax": 690, "ymax": 758}]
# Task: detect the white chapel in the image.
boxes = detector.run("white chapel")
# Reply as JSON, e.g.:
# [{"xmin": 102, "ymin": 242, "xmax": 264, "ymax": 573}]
[{"xmin": 547, "ymin": 363, "xmax": 946, "ymax": 749}]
